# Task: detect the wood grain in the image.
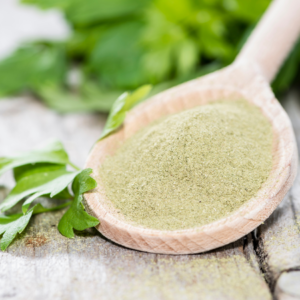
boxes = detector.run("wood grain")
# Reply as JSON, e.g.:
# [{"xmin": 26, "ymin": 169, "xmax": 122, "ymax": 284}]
[
  {"xmin": 256, "ymin": 190, "xmax": 300, "ymax": 288},
  {"xmin": 0, "ymin": 206, "xmax": 272, "ymax": 300},
  {"xmin": 257, "ymin": 93, "xmax": 300, "ymax": 296},
  {"xmin": 0, "ymin": 96, "xmax": 272, "ymax": 300}
]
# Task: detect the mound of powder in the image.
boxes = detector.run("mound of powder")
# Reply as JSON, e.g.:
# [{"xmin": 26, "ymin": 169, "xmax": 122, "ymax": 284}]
[{"xmin": 98, "ymin": 101, "xmax": 273, "ymax": 230}]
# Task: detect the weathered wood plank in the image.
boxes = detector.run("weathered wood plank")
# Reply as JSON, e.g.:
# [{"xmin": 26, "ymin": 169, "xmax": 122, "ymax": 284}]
[
  {"xmin": 244, "ymin": 233, "xmax": 261, "ymax": 274},
  {"xmin": 275, "ymin": 271, "xmax": 300, "ymax": 300},
  {"xmin": 0, "ymin": 205, "xmax": 271, "ymax": 300},
  {"xmin": 0, "ymin": 96, "xmax": 272, "ymax": 300},
  {"xmin": 257, "ymin": 190, "xmax": 300, "ymax": 287},
  {"xmin": 257, "ymin": 92, "xmax": 300, "ymax": 294}
]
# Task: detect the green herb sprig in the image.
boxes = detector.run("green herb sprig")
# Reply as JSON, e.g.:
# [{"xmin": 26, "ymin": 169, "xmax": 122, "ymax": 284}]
[
  {"xmin": 0, "ymin": 85, "xmax": 151, "ymax": 250},
  {"xmin": 0, "ymin": 139, "xmax": 99, "ymax": 250},
  {"xmin": 99, "ymin": 84, "xmax": 152, "ymax": 140}
]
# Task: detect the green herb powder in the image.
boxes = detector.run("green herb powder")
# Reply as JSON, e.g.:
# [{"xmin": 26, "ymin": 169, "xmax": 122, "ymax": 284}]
[{"xmin": 99, "ymin": 101, "xmax": 273, "ymax": 230}]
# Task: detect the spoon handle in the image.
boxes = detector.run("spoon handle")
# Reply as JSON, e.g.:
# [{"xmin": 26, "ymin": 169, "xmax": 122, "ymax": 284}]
[{"xmin": 235, "ymin": 0, "xmax": 300, "ymax": 83}]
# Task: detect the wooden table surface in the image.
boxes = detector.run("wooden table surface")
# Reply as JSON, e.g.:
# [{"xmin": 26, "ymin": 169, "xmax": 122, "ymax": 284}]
[{"xmin": 0, "ymin": 92, "xmax": 300, "ymax": 300}]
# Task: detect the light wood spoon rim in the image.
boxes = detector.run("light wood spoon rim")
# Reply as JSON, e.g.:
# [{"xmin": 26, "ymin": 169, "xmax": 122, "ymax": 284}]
[{"xmin": 84, "ymin": 0, "xmax": 300, "ymax": 254}]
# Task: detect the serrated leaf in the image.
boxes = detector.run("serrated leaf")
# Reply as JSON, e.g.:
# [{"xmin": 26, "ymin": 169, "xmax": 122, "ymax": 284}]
[
  {"xmin": 0, "ymin": 169, "xmax": 79, "ymax": 213},
  {"xmin": 0, "ymin": 140, "xmax": 75, "ymax": 177},
  {"xmin": 0, "ymin": 202, "xmax": 71, "ymax": 251},
  {"xmin": 99, "ymin": 85, "xmax": 152, "ymax": 140},
  {"xmin": 0, "ymin": 207, "xmax": 34, "ymax": 251},
  {"xmin": 58, "ymin": 169, "xmax": 99, "ymax": 238}
]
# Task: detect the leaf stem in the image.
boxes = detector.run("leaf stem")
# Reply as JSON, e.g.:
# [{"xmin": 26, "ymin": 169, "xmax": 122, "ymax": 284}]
[
  {"xmin": 68, "ymin": 161, "xmax": 81, "ymax": 171},
  {"xmin": 33, "ymin": 201, "xmax": 73, "ymax": 214}
]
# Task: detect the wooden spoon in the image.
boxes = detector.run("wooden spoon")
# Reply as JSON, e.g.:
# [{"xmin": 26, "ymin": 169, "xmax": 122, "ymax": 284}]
[{"xmin": 84, "ymin": 0, "xmax": 300, "ymax": 254}]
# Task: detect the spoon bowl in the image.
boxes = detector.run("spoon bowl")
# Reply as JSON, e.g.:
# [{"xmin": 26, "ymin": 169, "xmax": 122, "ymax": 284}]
[{"xmin": 84, "ymin": 0, "xmax": 300, "ymax": 254}]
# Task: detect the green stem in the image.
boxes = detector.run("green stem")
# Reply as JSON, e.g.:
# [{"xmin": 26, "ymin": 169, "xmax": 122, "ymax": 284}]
[
  {"xmin": 69, "ymin": 161, "xmax": 81, "ymax": 171},
  {"xmin": 33, "ymin": 201, "xmax": 72, "ymax": 215}
]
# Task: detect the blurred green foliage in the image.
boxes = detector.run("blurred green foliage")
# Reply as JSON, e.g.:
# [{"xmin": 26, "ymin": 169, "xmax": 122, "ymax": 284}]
[
  {"xmin": 0, "ymin": 43, "xmax": 67, "ymax": 96},
  {"xmin": 0, "ymin": 0, "xmax": 299, "ymax": 112}
]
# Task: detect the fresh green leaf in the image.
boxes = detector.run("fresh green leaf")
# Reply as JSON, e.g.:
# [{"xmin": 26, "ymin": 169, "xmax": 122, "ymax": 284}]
[
  {"xmin": 23, "ymin": 0, "xmax": 151, "ymax": 25},
  {"xmin": 89, "ymin": 21, "xmax": 146, "ymax": 88},
  {"xmin": 14, "ymin": 163, "xmax": 73, "ymax": 201},
  {"xmin": 0, "ymin": 169, "xmax": 80, "ymax": 213},
  {"xmin": 0, "ymin": 43, "xmax": 67, "ymax": 97},
  {"xmin": 123, "ymin": 85, "xmax": 152, "ymax": 110},
  {"xmin": 0, "ymin": 202, "xmax": 71, "ymax": 251},
  {"xmin": 176, "ymin": 39, "xmax": 199, "ymax": 76},
  {"xmin": 148, "ymin": 61, "xmax": 222, "ymax": 97},
  {"xmin": 65, "ymin": 0, "xmax": 151, "ymax": 25},
  {"xmin": 21, "ymin": 0, "xmax": 71, "ymax": 10},
  {"xmin": 58, "ymin": 169, "xmax": 99, "ymax": 238},
  {"xmin": 99, "ymin": 85, "xmax": 152, "ymax": 140},
  {"xmin": 0, "ymin": 207, "xmax": 34, "ymax": 251},
  {"xmin": 0, "ymin": 140, "xmax": 77, "ymax": 177},
  {"xmin": 224, "ymin": 0, "xmax": 271, "ymax": 23},
  {"xmin": 37, "ymin": 82, "xmax": 121, "ymax": 113},
  {"xmin": 13, "ymin": 163, "xmax": 67, "ymax": 182},
  {"xmin": 7, "ymin": 0, "xmax": 300, "ymax": 111},
  {"xmin": 141, "ymin": 4, "xmax": 200, "ymax": 81}
]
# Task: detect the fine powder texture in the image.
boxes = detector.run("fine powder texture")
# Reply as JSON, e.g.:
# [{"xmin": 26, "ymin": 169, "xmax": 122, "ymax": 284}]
[{"xmin": 98, "ymin": 101, "xmax": 273, "ymax": 231}]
